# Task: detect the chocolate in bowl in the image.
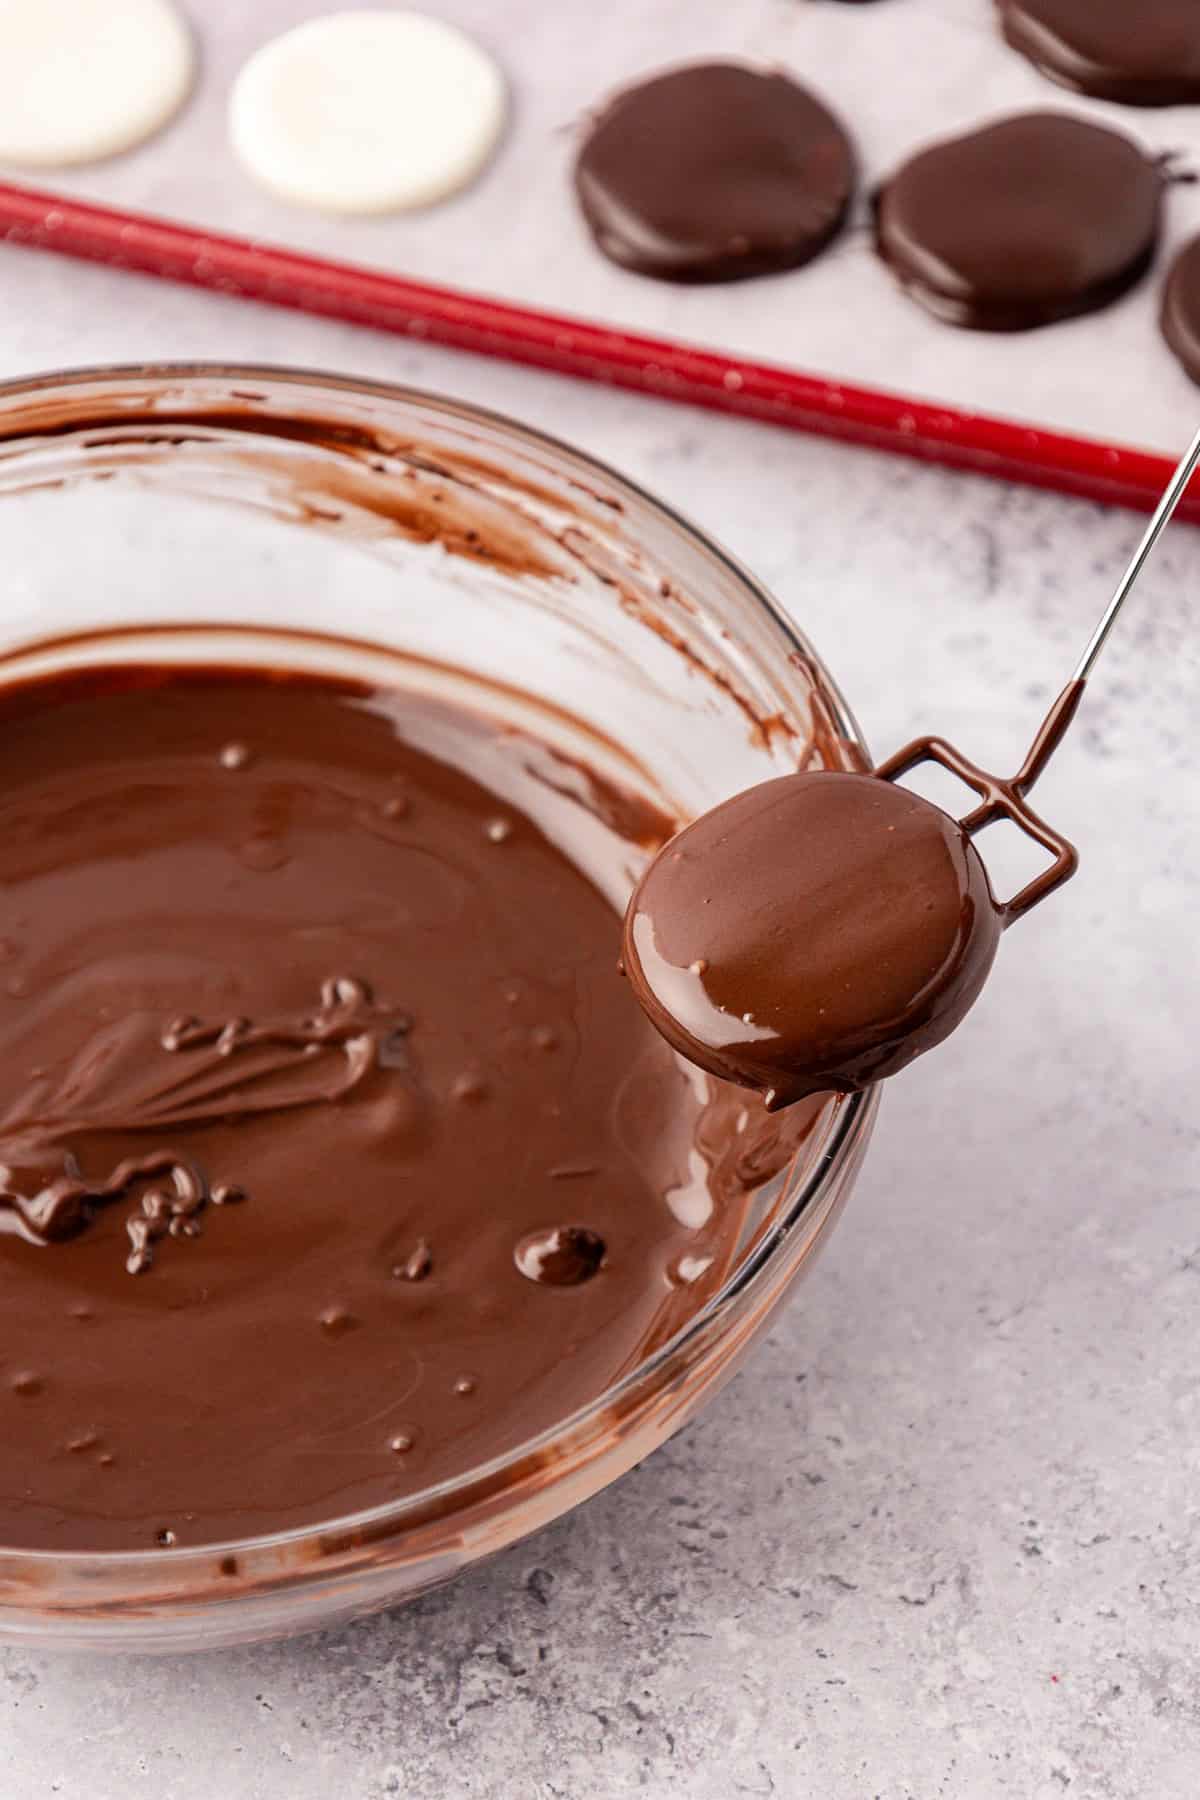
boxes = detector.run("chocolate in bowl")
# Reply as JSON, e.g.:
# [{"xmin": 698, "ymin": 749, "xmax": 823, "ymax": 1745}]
[{"xmin": 0, "ymin": 366, "xmax": 876, "ymax": 1651}]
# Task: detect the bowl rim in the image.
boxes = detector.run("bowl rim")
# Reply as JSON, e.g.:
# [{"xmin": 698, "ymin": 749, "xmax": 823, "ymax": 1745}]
[{"xmin": 0, "ymin": 360, "xmax": 876, "ymax": 1578}]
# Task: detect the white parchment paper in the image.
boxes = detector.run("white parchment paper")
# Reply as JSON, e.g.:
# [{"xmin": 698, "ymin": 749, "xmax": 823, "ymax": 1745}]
[{"xmin": 18, "ymin": 0, "xmax": 1200, "ymax": 457}]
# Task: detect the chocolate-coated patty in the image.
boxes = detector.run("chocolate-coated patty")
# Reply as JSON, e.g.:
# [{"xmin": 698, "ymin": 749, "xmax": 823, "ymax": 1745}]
[
  {"xmin": 874, "ymin": 112, "xmax": 1164, "ymax": 331},
  {"xmin": 574, "ymin": 61, "xmax": 855, "ymax": 284}
]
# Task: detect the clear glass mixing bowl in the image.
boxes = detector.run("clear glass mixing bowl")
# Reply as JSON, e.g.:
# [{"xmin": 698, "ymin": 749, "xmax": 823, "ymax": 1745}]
[{"xmin": 0, "ymin": 365, "xmax": 877, "ymax": 1651}]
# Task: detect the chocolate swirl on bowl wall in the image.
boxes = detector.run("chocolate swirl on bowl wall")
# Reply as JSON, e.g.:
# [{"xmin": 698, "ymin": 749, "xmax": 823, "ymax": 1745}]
[{"xmin": 0, "ymin": 379, "xmax": 853, "ymax": 783}]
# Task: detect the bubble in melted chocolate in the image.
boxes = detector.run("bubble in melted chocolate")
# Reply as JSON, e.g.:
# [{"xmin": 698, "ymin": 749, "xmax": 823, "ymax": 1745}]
[
  {"xmin": 318, "ymin": 1306, "xmax": 360, "ymax": 1338},
  {"xmin": 515, "ymin": 1225, "xmax": 607, "ymax": 1287},
  {"xmin": 451, "ymin": 1070, "xmax": 489, "ymax": 1104}
]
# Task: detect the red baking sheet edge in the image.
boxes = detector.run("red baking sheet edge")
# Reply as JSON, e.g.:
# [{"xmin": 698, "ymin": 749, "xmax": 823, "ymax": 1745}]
[{"xmin": 0, "ymin": 178, "xmax": 1194, "ymax": 523}]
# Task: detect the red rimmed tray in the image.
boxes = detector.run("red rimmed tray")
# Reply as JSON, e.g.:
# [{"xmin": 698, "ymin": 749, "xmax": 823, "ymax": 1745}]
[{"xmin": 0, "ymin": 177, "xmax": 1194, "ymax": 524}]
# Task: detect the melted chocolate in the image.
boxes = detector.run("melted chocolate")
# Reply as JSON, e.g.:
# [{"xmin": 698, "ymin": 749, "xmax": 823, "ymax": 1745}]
[
  {"xmin": 1161, "ymin": 234, "xmax": 1200, "ymax": 385},
  {"xmin": 874, "ymin": 113, "xmax": 1164, "ymax": 330},
  {"xmin": 623, "ymin": 773, "xmax": 1002, "ymax": 1109},
  {"xmin": 574, "ymin": 62, "xmax": 855, "ymax": 283},
  {"xmin": 998, "ymin": 0, "xmax": 1200, "ymax": 106},
  {"xmin": 0, "ymin": 660, "xmax": 811, "ymax": 1552}
]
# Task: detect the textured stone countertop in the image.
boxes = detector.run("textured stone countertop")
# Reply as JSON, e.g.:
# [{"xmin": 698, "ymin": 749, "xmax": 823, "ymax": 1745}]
[{"xmin": 0, "ymin": 246, "xmax": 1197, "ymax": 1800}]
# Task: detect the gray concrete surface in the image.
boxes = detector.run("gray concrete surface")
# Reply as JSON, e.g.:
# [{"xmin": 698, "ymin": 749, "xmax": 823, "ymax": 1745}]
[{"xmin": 0, "ymin": 246, "xmax": 1197, "ymax": 1799}]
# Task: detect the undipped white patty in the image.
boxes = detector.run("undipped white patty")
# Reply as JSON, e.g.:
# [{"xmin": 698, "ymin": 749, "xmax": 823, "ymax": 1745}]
[
  {"xmin": 229, "ymin": 10, "xmax": 507, "ymax": 215},
  {"xmin": 0, "ymin": 0, "xmax": 193, "ymax": 167}
]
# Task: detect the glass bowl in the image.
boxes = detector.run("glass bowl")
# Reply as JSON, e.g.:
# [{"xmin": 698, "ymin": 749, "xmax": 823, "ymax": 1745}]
[{"xmin": 0, "ymin": 364, "xmax": 877, "ymax": 1651}]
